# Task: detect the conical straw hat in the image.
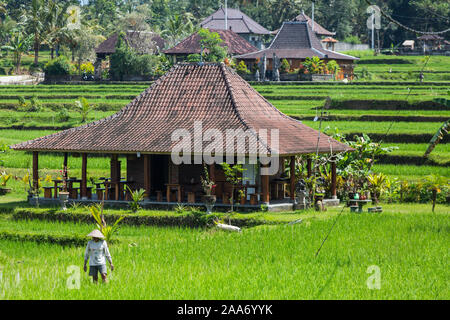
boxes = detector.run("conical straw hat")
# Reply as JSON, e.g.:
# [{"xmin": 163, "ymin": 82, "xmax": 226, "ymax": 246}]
[{"xmin": 87, "ymin": 229, "xmax": 105, "ymax": 239}]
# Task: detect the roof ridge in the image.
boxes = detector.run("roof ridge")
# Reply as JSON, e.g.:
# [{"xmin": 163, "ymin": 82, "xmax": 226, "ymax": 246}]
[
  {"xmin": 268, "ymin": 22, "xmax": 286, "ymax": 49},
  {"xmin": 10, "ymin": 64, "xmax": 180, "ymax": 151},
  {"xmin": 220, "ymin": 64, "xmax": 271, "ymax": 154}
]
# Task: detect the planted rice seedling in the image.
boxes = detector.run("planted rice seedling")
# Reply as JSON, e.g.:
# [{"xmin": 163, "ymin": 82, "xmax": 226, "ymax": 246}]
[{"xmin": 0, "ymin": 204, "xmax": 448, "ymax": 299}]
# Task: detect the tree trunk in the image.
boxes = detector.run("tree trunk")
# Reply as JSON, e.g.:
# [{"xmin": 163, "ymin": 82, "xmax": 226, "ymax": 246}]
[
  {"xmin": 34, "ymin": 35, "xmax": 39, "ymax": 65},
  {"xmin": 432, "ymin": 190, "xmax": 437, "ymax": 213},
  {"xmin": 50, "ymin": 48, "xmax": 54, "ymax": 60}
]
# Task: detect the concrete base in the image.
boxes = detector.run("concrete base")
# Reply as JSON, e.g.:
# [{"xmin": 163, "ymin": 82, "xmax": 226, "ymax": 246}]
[
  {"xmin": 323, "ymin": 198, "xmax": 340, "ymax": 207},
  {"xmin": 267, "ymin": 202, "xmax": 294, "ymax": 212}
]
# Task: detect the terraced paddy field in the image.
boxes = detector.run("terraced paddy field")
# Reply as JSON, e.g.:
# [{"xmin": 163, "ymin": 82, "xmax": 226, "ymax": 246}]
[{"xmin": 0, "ymin": 78, "xmax": 448, "ymax": 179}]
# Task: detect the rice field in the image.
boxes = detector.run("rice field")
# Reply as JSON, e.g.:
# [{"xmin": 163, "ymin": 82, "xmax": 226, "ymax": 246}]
[{"xmin": 0, "ymin": 203, "xmax": 448, "ymax": 300}]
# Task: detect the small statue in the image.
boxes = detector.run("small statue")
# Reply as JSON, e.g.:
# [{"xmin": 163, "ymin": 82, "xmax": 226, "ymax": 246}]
[
  {"xmin": 258, "ymin": 53, "xmax": 266, "ymax": 81},
  {"xmin": 272, "ymin": 53, "xmax": 280, "ymax": 81},
  {"xmin": 255, "ymin": 69, "xmax": 260, "ymax": 82}
]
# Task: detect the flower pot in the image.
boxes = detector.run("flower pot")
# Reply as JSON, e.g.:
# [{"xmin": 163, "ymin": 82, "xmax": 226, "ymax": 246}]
[
  {"xmin": 202, "ymin": 195, "xmax": 216, "ymax": 215},
  {"xmin": 240, "ymin": 197, "xmax": 246, "ymax": 205},
  {"xmin": 59, "ymin": 191, "xmax": 70, "ymax": 211}
]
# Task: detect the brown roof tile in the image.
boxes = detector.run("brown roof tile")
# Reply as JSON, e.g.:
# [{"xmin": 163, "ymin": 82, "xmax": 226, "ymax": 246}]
[
  {"xmin": 163, "ymin": 29, "xmax": 258, "ymax": 56},
  {"xmin": 200, "ymin": 8, "xmax": 271, "ymax": 35},
  {"xmin": 11, "ymin": 63, "xmax": 351, "ymax": 156},
  {"xmin": 294, "ymin": 12, "xmax": 336, "ymax": 36},
  {"xmin": 235, "ymin": 22, "xmax": 358, "ymax": 61}
]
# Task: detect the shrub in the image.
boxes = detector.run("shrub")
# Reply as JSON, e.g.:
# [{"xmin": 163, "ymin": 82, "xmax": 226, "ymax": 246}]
[
  {"xmin": 132, "ymin": 54, "xmax": 161, "ymax": 78},
  {"xmin": 80, "ymin": 62, "xmax": 94, "ymax": 76},
  {"xmin": 187, "ymin": 54, "xmax": 201, "ymax": 62},
  {"xmin": 127, "ymin": 187, "xmax": 145, "ymax": 213},
  {"xmin": 302, "ymin": 56, "xmax": 325, "ymax": 74},
  {"xmin": 236, "ymin": 61, "xmax": 249, "ymax": 74},
  {"xmin": 44, "ymin": 56, "xmax": 71, "ymax": 76},
  {"xmin": 343, "ymin": 35, "xmax": 362, "ymax": 44},
  {"xmin": 56, "ymin": 107, "xmax": 70, "ymax": 122},
  {"xmin": 280, "ymin": 59, "xmax": 290, "ymax": 73},
  {"xmin": 28, "ymin": 95, "xmax": 42, "ymax": 112}
]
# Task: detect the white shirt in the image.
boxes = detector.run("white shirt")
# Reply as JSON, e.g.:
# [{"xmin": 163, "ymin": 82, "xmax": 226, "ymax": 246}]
[{"xmin": 84, "ymin": 240, "xmax": 112, "ymax": 266}]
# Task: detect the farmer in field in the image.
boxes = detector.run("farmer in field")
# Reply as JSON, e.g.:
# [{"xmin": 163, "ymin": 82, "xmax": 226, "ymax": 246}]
[{"xmin": 83, "ymin": 229, "xmax": 114, "ymax": 283}]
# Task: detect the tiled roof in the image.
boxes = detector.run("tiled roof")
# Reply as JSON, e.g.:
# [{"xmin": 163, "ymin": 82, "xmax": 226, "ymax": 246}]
[
  {"xmin": 234, "ymin": 22, "xmax": 358, "ymax": 61},
  {"xmin": 163, "ymin": 29, "xmax": 258, "ymax": 56},
  {"xmin": 95, "ymin": 31, "xmax": 166, "ymax": 55},
  {"xmin": 417, "ymin": 34, "xmax": 444, "ymax": 41},
  {"xmin": 200, "ymin": 7, "xmax": 271, "ymax": 35},
  {"xmin": 11, "ymin": 63, "xmax": 351, "ymax": 156},
  {"xmin": 294, "ymin": 12, "xmax": 336, "ymax": 36}
]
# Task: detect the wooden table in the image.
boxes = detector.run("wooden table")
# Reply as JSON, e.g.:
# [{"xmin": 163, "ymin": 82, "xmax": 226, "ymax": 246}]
[
  {"xmin": 166, "ymin": 184, "xmax": 182, "ymax": 203},
  {"xmin": 104, "ymin": 180, "xmax": 130, "ymax": 201},
  {"xmin": 348, "ymin": 199, "xmax": 372, "ymax": 213},
  {"xmin": 270, "ymin": 180, "xmax": 288, "ymax": 200},
  {"xmin": 67, "ymin": 178, "xmax": 82, "ymax": 199}
]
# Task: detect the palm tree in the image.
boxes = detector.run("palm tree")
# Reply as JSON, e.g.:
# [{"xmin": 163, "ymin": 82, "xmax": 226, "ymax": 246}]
[
  {"xmin": 44, "ymin": 1, "xmax": 67, "ymax": 59},
  {"xmin": 20, "ymin": 0, "xmax": 48, "ymax": 65},
  {"xmin": 161, "ymin": 14, "xmax": 194, "ymax": 47},
  {"xmin": 1, "ymin": 30, "xmax": 33, "ymax": 74},
  {"xmin": 0, "ymin": 1, "xmax": 6, "ymax": 16}
]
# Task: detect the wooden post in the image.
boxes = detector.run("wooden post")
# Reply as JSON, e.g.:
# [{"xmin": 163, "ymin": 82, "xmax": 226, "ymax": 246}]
[
  {"xmin": 81, "ymin": 153, "xmax": 87, "ymax": 199},
  {"xmin": 63, "ymin": 152, "xmax": 68, "ymax": 192},
  {"xmin": 110, "ymin": 154, "xmax": 119, "ymax": 182},
  {"xmin": 32, "ymin": 151, "xmax": 39, "ymax": 194},
  {"xmin": 290, "ymin": 156, "xmax": 295, "ymax": 201},
  {"xmin": 331, "ymin": 158, "xmax": 337, "ymax": 199},
  {"xmin": 209, "ymin": 163, "xmax": 215, "ymax": 195},
  {"xmin": 261, "ymin": 164, "xmax": 270, "ymax": 204},
  {"xmin": 307, "ymin": 157, "xmax": 312, "ymax": 177},
  {"xmin": 144, "ymin": 154, "xmax": 151, "ymax": 199}
]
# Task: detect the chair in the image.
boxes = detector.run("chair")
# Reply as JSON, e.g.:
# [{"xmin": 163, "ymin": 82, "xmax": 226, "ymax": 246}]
[
  {"xmin": 69, "ymin": 187, "xmax": 79, "ymax": 199},
  {"xmin": 187, "ymin": 192, "xmax": 196, "ymax": 203},
  {"xmin": 96, "ymin": 188, "xmax": 105, "ymax": 200},
  {"xmin": 43, "ymin": 187, "xmax": 53, "ymax": 199}
]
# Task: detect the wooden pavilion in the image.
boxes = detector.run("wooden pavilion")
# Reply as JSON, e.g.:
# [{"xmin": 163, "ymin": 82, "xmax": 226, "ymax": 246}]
[
  {"xmin": 11, "ymin": 63, "xmax": 351, "ymax": 210},
  {"xmin": 235, "ymin": 21, "xmax": 358, "ymax": 80}
]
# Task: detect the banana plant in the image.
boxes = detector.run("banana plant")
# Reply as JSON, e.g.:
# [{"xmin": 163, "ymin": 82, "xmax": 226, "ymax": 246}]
[
  {"xmin": 89, "ymin": 202, "xmax": 124, "ymax": 242},
  {"xmin": 424, "ymin": 97, "xmax": 449, "ymax": 158}
]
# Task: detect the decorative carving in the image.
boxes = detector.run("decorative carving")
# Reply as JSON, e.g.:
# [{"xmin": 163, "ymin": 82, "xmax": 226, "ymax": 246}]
[{"xmin": 258, "ymin": 53, "xmax": 266, "ymax": 81}]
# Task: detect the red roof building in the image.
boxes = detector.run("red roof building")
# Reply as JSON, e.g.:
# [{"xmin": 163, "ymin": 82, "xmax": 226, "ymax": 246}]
[
  {"xmin": 95, "ymin": 31, "xmax": 166, "ymax": 58},
  {"xmin": 200, "ymin": 7, "xmax": 271, "ymax": 49},
  {"xmin": 13, "ymin": 63, "xmax": 350, "ymax": 208},
  {"xmin": 163, "ymin": 29, "xmax": 258, "ymax": 62},
  {"xmin": 235, "ymin": 22, "xmax": 358, "ymax": 79}
]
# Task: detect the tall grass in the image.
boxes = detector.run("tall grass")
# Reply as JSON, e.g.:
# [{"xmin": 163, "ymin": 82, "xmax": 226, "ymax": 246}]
[{"xmin": 0, "ymin": 205, "xmax": 448, "ymax": 299}]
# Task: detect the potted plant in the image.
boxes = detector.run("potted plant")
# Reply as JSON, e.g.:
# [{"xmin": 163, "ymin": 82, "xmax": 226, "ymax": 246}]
[
  {"xmin": 238, "ymin": 189, "xmax": 246, "ymax": 206},
  {"xmin": 0, "ymin": 171, "xmax": 12, "ymax": 195},
  {"xmin": 200, "ymin": 164, "xmax": 216, "ymax": 214}
]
